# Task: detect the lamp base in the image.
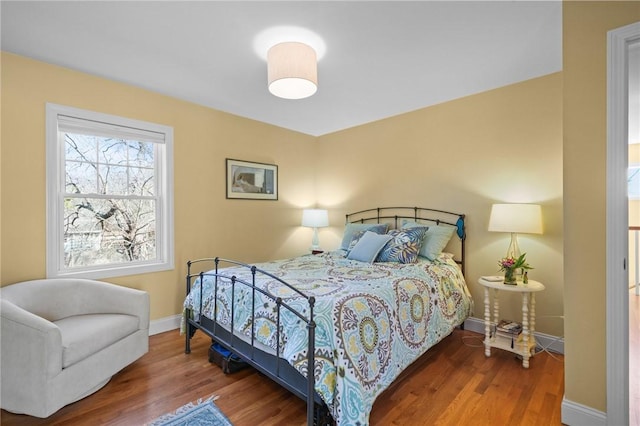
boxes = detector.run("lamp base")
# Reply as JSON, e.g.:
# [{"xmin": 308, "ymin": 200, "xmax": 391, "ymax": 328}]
[
  {"xmin": 310, "ymin": 228, "xmax": 321, "ymax": 252},
  {"xmin": 506, "ymin": 233, "xmax": 524, "ymax": 277},
  {"xmin": 505, "ymin": 233, "xmax": 521, "ymax": 259}
]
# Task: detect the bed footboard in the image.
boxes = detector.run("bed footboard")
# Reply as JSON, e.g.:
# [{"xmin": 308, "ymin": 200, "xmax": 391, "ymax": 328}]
[{"xmin": 184, "ymin": 257, "xmax": 328, "ymax": 426}]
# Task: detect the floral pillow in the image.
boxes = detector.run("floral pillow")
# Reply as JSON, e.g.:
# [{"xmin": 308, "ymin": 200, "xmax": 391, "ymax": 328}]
[
  {"xmin": 376, "ymin": 227, "xmax": 428, "ymax": 264},
  {"xmin": 402, "ymin": 221, "xmax": 456, "ymax": 261}
]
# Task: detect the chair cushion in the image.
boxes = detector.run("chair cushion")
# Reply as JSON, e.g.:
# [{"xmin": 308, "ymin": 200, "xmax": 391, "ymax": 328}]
[{"xmin": 54, "ymin": 314, "xmax": 140, "ymax": 368}]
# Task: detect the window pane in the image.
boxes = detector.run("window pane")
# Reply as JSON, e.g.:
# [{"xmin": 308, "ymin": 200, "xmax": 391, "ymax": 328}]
[
  {"xmin": 99, "ymin": 164, "xmax": 129, "ymax": 195},
  {"xmin": 64, "ymin": 197, "xmax": 157, "ymax": 268},
  {"xmin": 130, "ymin": 166, "xmax": 155, "ymax": 196},
  {"xmin": 128, "ymin": 141, "xmax": 154, "ymax": 168},
  {"xmin": 99, "ymin": 138, "xmax": 129, "ymax": 165},
  {"xmin": 66, "ymin": 161, "xmax": 97, "ymax": 194},
  {"xmin": 65, "ymin": 133, "xmax": 96, "ymax": 162},
  {"xmin": 630, "ymin": 167, "xmax": 640, "ymax": 198}
]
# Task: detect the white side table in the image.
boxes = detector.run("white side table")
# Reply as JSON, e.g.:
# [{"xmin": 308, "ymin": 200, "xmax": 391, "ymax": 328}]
[{"xmin": 477, "ymin": 277, "xmax": 545, "ymax": 368}]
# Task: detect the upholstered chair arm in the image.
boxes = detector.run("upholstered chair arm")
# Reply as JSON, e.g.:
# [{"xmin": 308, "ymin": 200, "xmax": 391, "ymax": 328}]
[{"xmin": 1, "ymin": 298, "xmax": 63, "ymax": 387}]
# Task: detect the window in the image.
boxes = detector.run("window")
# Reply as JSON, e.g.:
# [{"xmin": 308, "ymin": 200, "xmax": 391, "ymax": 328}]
[
  {"xmin": 630, "ymin": 164, "xmax": 640, "ymax": 199},
  {"xmin": 46, "ymin": 103, "xmax": 173, "ymax": 279}
]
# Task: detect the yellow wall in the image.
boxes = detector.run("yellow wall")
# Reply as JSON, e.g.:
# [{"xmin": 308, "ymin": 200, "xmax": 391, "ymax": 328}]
[
  {"xmin": 0, "ymin": 52, "xmax": 564, "ymax": 335},
  {"xmin": 315, "ymin": 73, "xmax": 564, "ymax": 336},
  {"xmin": 0, "ymin": 52, "xmax": 318, "ymax": 320},
  {"xmin": 563, "ymin": 1, "xmax": 640, "ymax": 413}
]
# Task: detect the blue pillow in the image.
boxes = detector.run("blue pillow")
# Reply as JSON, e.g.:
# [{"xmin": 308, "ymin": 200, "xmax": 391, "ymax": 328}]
[
  {"xmin": 376, "ymin": 227, "xmax": 428, "ymax": 264},
  {"xmin": 347, "ymin": 231, "xmax": 393, "ymax": 263},
  {"xmin": 346, "ymin": 230, "xmax": 366, "ymax": 252},
  {"xmin": 340, "ymin": 223, "xmax": 389, "ymax": 250},
  {"xmin": 402, "ymin": 221, "xmax": 455, "ymax": 261}
]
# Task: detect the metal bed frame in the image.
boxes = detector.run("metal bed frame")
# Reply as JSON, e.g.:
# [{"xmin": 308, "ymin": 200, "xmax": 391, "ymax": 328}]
[
  {"xmin": 183, "ymin": 207, "xmax": 466, "ymax": 426},
  {"xmin": 346, "ymin": 206, "xmax": 466, "ymax": 273}
]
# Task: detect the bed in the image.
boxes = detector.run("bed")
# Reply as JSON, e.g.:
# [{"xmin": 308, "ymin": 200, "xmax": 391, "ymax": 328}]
[{"xmin": 183, "ymin": 207, "xmax": 473, "ymax": 426}]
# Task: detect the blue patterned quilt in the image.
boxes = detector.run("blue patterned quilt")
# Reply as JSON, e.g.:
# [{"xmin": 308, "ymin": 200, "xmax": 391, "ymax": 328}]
[{"xmin": 183, "ymin": 251, "xmax": 473, "ymax": 426}]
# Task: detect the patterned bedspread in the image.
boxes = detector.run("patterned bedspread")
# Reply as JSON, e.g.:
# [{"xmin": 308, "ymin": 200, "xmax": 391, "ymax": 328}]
[{"xmin": 183, "ymin": 250, "xmax": 473, "ymax": 426}]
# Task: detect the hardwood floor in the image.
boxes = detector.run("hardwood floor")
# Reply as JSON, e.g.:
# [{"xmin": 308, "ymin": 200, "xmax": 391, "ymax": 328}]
[{"xmin": 1, "ymin": 329, "xmax": 564, "ymax": 426}]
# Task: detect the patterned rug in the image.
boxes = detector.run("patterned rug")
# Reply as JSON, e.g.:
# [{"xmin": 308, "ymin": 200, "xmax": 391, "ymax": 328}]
[{"xmin": 148, "ymin": 396, "xmax": 232, "ymax": 426}]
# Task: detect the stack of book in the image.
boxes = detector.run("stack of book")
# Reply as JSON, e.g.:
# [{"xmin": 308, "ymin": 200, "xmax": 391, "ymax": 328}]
[{"xmin": 494, "ymin": 320, "xmax": 523, "ymax": 348}]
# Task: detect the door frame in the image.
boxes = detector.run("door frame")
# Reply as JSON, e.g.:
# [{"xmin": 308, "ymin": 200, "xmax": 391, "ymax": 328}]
[{"xmin": 606, "ymin": 21, "xmax": 640, "ymax": 426}]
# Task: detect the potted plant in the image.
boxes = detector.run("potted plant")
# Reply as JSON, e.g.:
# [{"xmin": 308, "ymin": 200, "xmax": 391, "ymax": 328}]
[{"xmin": 498, "ymin": 253, "xmax": 533, "ymax": 285}]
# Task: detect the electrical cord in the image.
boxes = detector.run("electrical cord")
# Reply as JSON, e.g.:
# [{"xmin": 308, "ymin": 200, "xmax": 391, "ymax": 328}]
[
  {"xmin": 534, "ymin": 335, "xmax": 564, "ymax": 361},
  {"xmin": 459, "ymin": 316, "xmax": 565, "ymax": 361},
  {"xmin": 461, "ymin": 333, "xmax": 485, "ymax": 348},
  {"xmin": 533, "ymin": 315, "xmax": 564, "ymax": 362}
]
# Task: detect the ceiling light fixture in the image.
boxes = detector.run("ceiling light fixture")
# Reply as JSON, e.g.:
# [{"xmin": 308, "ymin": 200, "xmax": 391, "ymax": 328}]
[{"xmin": 267, "ymin": 41, "xmax": 318, "ymax": 100}]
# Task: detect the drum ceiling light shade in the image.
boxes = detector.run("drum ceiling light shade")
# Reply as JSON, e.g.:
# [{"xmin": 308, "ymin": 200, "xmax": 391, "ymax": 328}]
[{"xmin": 267, "ymin": 42, "xmax": 317, "ymax": 100}]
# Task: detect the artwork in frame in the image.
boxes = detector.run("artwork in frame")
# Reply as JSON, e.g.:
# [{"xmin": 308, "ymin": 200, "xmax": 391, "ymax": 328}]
[{"xmin": 226, "ymin": 159, "xmax": 278, "ymax": 200}]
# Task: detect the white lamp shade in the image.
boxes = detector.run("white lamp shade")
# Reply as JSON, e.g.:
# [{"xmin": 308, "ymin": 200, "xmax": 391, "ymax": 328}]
[
  {"xmin": 302, "ymin": 209, "xmax": 329, "ymax": 228},
  {"xmin": 268, "ymin": 42, "xmax": 317, "ymax": 100},
  {"xmin": 488, "ymin": 204, "xmax": 543, "ymax": 234}
]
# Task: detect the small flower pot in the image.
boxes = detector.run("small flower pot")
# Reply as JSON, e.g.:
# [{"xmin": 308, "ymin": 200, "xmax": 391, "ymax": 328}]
[{"xmin": 503, "ymin": 268, "xmax": 517, "ymax": 285}]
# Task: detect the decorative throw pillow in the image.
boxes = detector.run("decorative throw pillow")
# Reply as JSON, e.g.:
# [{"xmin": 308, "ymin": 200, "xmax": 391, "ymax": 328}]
[
  {"xmin": 346, "ymin": 230, "xmax": 366, "ymax": 253},
  {"xmin": 376, "ymin": 227, "xmax": 428, "ymax": 264},
  {"xmin": 402, "ymin": 221, "xmax": 455, "ymax": 261},
  {"xmin": 347, "ymin": 231, "xmax": 393, "ymax": 263},
  {"xmin": 340, "ymin": 223, "xmax": 389, "ymax": 250}
]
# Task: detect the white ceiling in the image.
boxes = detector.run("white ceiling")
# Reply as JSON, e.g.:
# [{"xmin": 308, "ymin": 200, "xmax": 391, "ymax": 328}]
[{"xmin": 1, "ymin": 1, "xmax": 562, "ymax": 136}]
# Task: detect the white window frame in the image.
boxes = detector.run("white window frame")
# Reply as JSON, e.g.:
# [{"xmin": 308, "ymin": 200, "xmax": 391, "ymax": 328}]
[{"xmin": 46, "ymin": 103, "xmax": 174, "ymax": 279}]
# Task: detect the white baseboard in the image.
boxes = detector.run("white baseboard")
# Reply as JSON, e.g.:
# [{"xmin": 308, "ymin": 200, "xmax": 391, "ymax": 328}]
[
  {"xmin": 561, "ymin": 397, "xmax": 606, "ymax": 426},
  {"xmin": 463, "ymin": 317, "xmax": 564, "ymax": 354},
  {"xmin": 149, "ymin": 314, "xmax": 182, "ymax": 336}
]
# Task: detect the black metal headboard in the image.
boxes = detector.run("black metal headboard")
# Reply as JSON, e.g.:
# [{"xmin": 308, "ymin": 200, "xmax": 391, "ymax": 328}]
[{"xmin": 345, "ymin": 206, "xmax": 466, "ymax": 274}]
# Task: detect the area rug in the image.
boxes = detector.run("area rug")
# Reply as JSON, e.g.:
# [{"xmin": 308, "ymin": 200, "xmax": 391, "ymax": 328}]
[{"xmin": 148, "ymin": 395, "xmax": 232, "ymax": 426}]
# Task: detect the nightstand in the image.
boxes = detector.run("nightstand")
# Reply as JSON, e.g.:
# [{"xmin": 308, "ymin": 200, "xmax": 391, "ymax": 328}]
[{"xmin": 477, "ymin": 276, "xmax": 545, "ymax": 368}]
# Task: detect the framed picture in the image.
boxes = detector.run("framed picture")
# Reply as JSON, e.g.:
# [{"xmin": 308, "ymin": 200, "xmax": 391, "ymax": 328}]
[{"xmin": 226, "ymin": 159, "xmax": 278, "ymax": 200}]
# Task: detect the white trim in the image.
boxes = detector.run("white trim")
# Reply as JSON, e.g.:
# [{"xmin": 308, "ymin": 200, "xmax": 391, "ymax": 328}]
[
  {"xmin": 463, "ymin": 317, "xmax": 564, "ymax": 354},
  {"xmin": 607, "ymin": 21, "xmax": 640, "ymax": 426},
  {"xmin": 45, "ymin": 103, "xmax": 174, "ymax": 280},
  {"xmin": 561, "ymin": 398, "xmax": 606, "ymax": 426},
  {"xmin": 149, "ymin": 314, "xmax": 182, "ymax": 336}
]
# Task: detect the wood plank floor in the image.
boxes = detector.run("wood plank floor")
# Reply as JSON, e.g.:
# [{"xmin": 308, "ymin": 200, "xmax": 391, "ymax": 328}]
[{"xmin": 1, "ymin": 328, "xmax": 564, "ymax": 426}]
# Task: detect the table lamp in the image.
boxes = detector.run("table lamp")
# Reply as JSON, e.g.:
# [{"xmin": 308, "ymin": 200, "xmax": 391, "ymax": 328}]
[
  {"xmin": 302, "ymin": 209, "xmax": 329, "ymax": 251},
  {"xmin": 488, "ymin": 203, "xmax": 543, "ymax": 259}
]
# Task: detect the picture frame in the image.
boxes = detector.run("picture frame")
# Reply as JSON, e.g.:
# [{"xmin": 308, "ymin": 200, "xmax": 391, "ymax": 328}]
[{"xmin": 226, "ymin": 159, "xmax": 278, "ymax": 200}]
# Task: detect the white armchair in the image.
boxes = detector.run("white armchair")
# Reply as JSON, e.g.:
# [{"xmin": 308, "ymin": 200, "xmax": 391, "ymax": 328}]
[{"xmin": 0, "ymin": 278, "xmax": 149, "ymax": 418}]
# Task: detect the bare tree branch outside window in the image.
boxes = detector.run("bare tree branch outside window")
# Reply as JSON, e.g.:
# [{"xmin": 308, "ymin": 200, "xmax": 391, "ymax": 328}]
[{"xmin": 63, "ymin": 133, "xmax": 156, "ymax": 268}]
